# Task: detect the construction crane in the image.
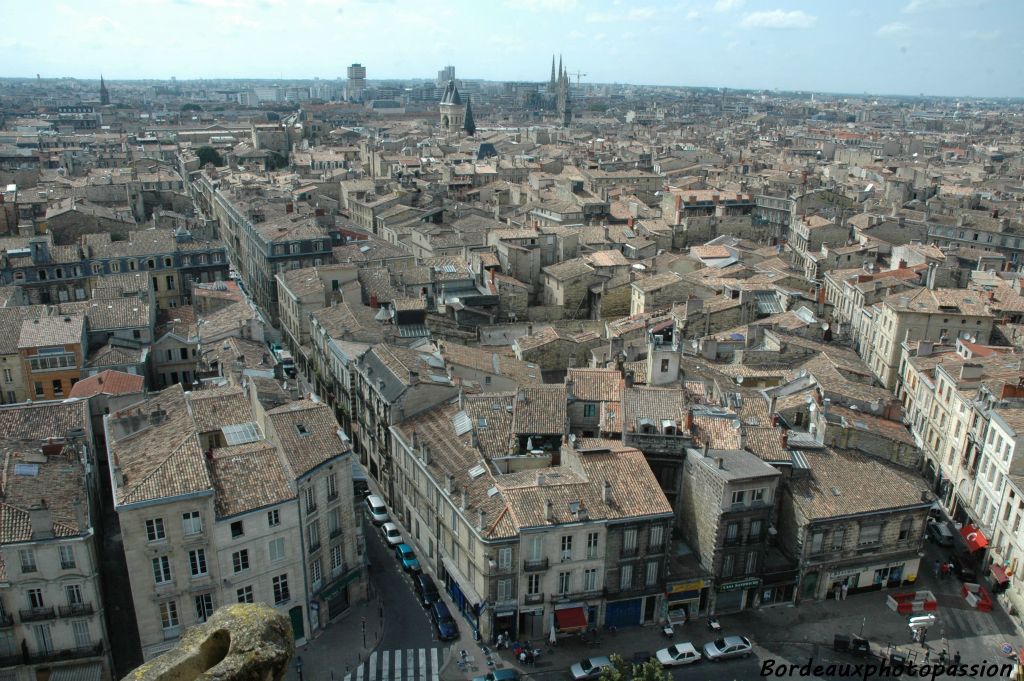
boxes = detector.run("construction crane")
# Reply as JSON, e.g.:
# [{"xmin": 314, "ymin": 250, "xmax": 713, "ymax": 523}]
[{"xmin": 569, "ymin": 71, "xmax": 587, "ymax": 88}]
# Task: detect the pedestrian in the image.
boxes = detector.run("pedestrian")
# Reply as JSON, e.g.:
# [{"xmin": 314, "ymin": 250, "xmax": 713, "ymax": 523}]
[
  {"xmin": 948, "ymin": 561, "xmax": 956, "ymax": 577},
  {"xmin": 923, "ymin": 649, "xmax": 930, "ymax": 663},
  {"xmin": 841, "ymin": 582, "xmax": 849, "ymax": 601},
  {"xmin": 939, "ymin": 650, "xmax": 947, "ymax": 665},
  {"xmin": 920, "ymin": 629, "xmax": 927, "ymax": 647},
  {"xmin": 933, "ymin": 560, "xmax": 941, "ymax": 577},
  {"xmin": 940, "ymin": 561, "xmax": 950, "ymax": 579},
  {"xmin": 834, "ymin": 584, "xmax": 841, "ymax": 600},
  {"xmin": 952, "ymin": 651, "xmax": 960, "ymax": 667}
]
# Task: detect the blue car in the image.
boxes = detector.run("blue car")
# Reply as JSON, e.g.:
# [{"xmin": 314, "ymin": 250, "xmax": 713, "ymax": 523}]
[
  {"xmin": 431, "ymin": 601, "xmax": 459, "ymax": 641},
  {"xmin": 395, "ymin": 543, "xmax": 421, "ymax": 572}
]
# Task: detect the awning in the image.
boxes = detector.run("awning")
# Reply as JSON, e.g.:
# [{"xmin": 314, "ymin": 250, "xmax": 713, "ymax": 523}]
[
  {"xmin": 554, "ymin": 606, "xmax": 588, "ymax": 632},
  {"xmin": 49, "ymin": 664, "xmax": 102, "ymax": 681},
  {"xmin": 441, "ymin": 556, "xmax": 483, "ymax": 607},
  {"xmin": 961, "ymin": 524, "xmax": 989, "ymax": 552},
  {"xmin": 991, "ymin": 564, "xmax": 1010, "ymax": 585}
]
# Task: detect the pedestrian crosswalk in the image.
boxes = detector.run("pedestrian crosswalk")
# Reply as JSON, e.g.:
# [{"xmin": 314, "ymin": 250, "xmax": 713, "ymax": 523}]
[{"xmin": 340, "ymin": 647, "xmax": 447, "ymax": 681}]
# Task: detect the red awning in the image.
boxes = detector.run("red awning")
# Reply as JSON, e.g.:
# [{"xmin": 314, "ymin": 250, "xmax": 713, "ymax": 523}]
[
  {"xmin": 554, "ymin": 606, "xmax": 588, "ymax": 632},
  {"xmin": 991, "ymin": 564, "xmax": 1010, "ymax": 585},
  {"xmin": 961, "ymin": 524, "xmax": 989, "ymax": 552}
]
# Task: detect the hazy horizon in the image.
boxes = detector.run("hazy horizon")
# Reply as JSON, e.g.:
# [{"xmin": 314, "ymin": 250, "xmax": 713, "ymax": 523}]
[{"xmin": 2, "ymin": 0, "xmax": 1021, "ymax": 99}]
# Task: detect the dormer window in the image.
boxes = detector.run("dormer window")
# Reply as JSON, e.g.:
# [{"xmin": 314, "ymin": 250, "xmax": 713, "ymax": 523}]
[{"xmin": 295, "ymin": 423, "xmax": 309, "ymax": 437}]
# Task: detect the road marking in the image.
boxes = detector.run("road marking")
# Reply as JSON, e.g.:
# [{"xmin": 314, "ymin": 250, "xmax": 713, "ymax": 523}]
[
  {"xmin": 430, "ymin": 648, "xmax": 439, "ymax": 681},
  {"xmin": 354, "ymin": 660, "xmax": 363, "ymax": 681},
  {"xmin": 419, "ymin": 649, "xmax": 426, "ymax": 679},
  {"xmin": 381, "ymin": 649, "xmax": 388, "ymax": 680},
  {"xmin": 367, "ymin": 651, "xmax": 377, "ymax": 681},
  {"xmin": 393, "ymin": 649, "xmax": 400, "ymax": 680},
  {"xmin": 407, "ymin": 649, "xmax": 414, "ymax": 678}
]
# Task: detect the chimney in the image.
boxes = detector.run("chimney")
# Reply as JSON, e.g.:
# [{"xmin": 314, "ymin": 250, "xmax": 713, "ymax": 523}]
[
  {"xmin": 446, "ymin": 474, "xmax": 456, "ymax": 494},
  {"xmin": 286, "ymin": 202, "xmax": 294, "ymax": 214},
  {"xmin": 538, "ymin": 472, "xmax": 546, "ymax": 486},
  {"xmin": 781, "ymin": 431, "xmax": 789, "ymax": 449},
  {"xmin": 29, "ymin": 500, "xmax": 53, "ymax": 540},
  {"xmin": 422, "ymin": 444, "xmax": 431, "ymax": 464},
  {"xmin": 715, "ymin": 457, "xmax": 725, "ymax": 470},
  {"xmin": 602, "ymin": 480, "xmax": 612, "ymax": 504},
  {"xmin": 918, "ymin": 340, "xmax": 933, "ymax": 357},
  {"xmin": 412, "ymin": 430, "xmax": 419, "ymax": 449},
  {"xmin": 460, "ymin": 489, "xmax": 467, "ymax": 511},
  {"xmin": 702, "ymin": 441, "xmax": 710, "ymax": 458},
  {"xmin": 545, "ymin": 500, "xmax": 554, "ymax": 523},
  {"xmin": 624, "ymin": 371, "xmax": 635, "ymax": 388},
  {"xmin": 478, "ymin": 508, "xmax": 487, "ymax": 531},
  {"xmin": 685, "ymin": 409, "xmax": 694, "ymax": 432}
]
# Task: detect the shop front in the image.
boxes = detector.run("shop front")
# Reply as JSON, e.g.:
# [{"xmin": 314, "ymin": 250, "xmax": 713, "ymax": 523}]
[
  {"xmin": 518, "ymin": 607, "xmax": 545, "ymax": 640},
  {"xmin": 441, "ymin": 557, "xmax": 483, "ymax": 638},
  {"xmin": 664, "ymin": 579, "xmax": 707, "ymax": 625},
  {"xmin": 760, "ymin": 567, "xmax": 798, "ymax": 607},
  {"xmin": 814, "ymin": 555, "xmax": 921, "ymax": 600},
  {"xmin": 491, "ymin": 605, "xmax": 518, "ymax": 643},
  {"xmin": 713, "ymin": 577, "xmax": 760, "ymax": 613},
  {"xmin": 319, "ymin": 567, "xmax": 362, "ymax": 621}
]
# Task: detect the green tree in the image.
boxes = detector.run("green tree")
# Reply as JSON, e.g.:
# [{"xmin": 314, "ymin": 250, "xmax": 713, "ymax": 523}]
[
  {"xmin": 195, "ymin": 146, "xmax": 224, "ymax": 167},
  {"xmin": 598, "ymin": 654, "xmax": 671, "ymax": 681},
  {"xmin": 181, "ymin": 103, "xmax": 202, "ymax": 111}
]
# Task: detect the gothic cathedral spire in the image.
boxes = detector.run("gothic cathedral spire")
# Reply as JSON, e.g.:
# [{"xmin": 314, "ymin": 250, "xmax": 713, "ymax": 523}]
[
  {"xmin": 463, "ymin": 96, "xmax": 476, "ymax": 137},
  {"xmin": 99, "ymin": 74, "xmax": 109, "ymax": 106}
]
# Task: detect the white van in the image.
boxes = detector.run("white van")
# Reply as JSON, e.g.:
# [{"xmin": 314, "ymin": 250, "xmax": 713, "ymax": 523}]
[{"xmin": 365, "ymin": 494, "xmax": 388, "ymax": 525}]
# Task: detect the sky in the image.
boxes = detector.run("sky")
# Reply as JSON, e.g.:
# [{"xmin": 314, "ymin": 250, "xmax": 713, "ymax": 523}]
[{"xmin": 1, "ymin": 0, "xmax": 1022, "ymax": 98}]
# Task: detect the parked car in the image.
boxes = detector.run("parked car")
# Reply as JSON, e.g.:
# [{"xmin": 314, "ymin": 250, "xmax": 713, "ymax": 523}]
[
  {"xmin": 702, "ymin": 636, "xmax": 753, "ymax": 661},
  {"xmin": 381, "ymin": 522, "xmax": 403, "ymax": 547},
  {"xmin": 656, "ymin": 642, "xmax": 701, "ymax": 667},
  {"xmin": 949, "ymin": 554, "xmax": 977, "ymax": 582},
  {"xmin": 414, "ymin": 573, "xmax": 440, "ymax": 608},
  {"xmin": 365, "ymin": 494, "xmax": 388, "ymax": 525},
  {"xmin": 926, "ymin": 520, "xmax": 954, "ymax": 546},
  {"xmin": 395, "ymin": 543, "xmax": 421, "ymax": 572},
  {"xmin": 471, "ymin": 671, "xmax": 521, "ymax": 681},
  {"xmin": 570, "ymin": 656, "xmax": 612, "ymax": 680},
  {"xmin": 430, "ymin": 601, "xmax": 459, "ymax": 641}
]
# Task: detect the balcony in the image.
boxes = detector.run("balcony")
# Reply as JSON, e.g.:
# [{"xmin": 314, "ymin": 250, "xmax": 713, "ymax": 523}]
[
  {"xmin": 308, "ymin": 542, "xmax": 322, "ymax": 555},
  {"xmin": 524, "ymin": 593, "xmax": 544, "ymax": 605},
  {"xmin": 327, "ymin": 491, "xmax": 339, "ymax": 502},
  {"xmin": 620, "ymin": 546, "xmax": 640, "ymax": 559},
  {"xmin": 623, "ymin": 432, "xmax": 690, "ymax": 455},
  {"xmin": 59, "ymin": 602, "xmax": 94, "ymax": 618},
  {"xmin": 0, "ymin": 613, "xmax": 12, "ymax": 628},
  {"xmin": 330, "ymin": 527, "xmax": 343, "ymax": 540},
  {"xmin": 523, "ymin": 558, "xmax": 549, "ymax": 572},
  {"xmin": 29, "ymin": 643, "xmax": 103, "ymax": 664},
  {"xmin": 20, "ymin": 607, "xmax": 56, "ymax": 622}
]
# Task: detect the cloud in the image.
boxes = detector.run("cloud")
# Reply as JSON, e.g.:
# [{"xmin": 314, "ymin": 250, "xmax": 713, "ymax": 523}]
[
  {"xmin": 740, "ymin": 9, "xmax": 817, "ymax": 29},
  {"xmin": 875, "ymin": 22, "xmax": 911, "ymax": 37},
  {"xmin": 963, "ymin": 28, "xmax": 1000, "ymax": 40},
  {"xmin": 628, "ymin": 6, "xmax": 656, "ymax": 19},
  {"xmin": 712, "ymin": 0, "xmax": 743, "ymax": 11},
  {"xmin": 686, "ymin": 9, "xmax": 700, "ymax": 19},
  {"xmin": 513, "ymin": 0, "xmax": 579, "ymax": 11},
  {"xmin": 587, "ymin": 6, "xmax": 654, "ymax": 22},
  {"xmin": 902, "ymin": 0, "xmax": 985, "ymax": 13}
]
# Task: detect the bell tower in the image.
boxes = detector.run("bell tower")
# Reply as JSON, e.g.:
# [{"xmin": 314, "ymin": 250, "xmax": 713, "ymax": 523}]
[{"xmin": 438, "ymin": 80, "xmax": 465, "ymax": 132}]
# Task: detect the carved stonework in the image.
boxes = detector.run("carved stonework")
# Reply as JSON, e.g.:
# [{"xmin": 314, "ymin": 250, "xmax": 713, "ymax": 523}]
[{"xmin": 124, "ymin": 604, "xmax": 294, "ymax": 681}]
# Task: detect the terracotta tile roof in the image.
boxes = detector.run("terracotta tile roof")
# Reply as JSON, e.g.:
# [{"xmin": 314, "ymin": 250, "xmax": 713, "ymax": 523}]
[
  {"xmin": 828, "ymin": 405, "xmax": 915, "ymax": 446},
  {"xmin": 692, "ymin": 412, "xmax": 742, "ymax": 449},
  {"xmin": 622, "ymin": 386, "xmax": 688, "ymax": 431},
  {"xmin": 68, "ymin": 370, "xmax": 144, "ymax": 398},
  {"xmin": 0, "ymin": 306, "xmax": 49, "ymax": 354},
  {"xmin": 568, "ymin": 368, "xmax": 623, "ymax": 403},
  {"xmin": 266, "ymin": 399, "xmax": 349, "ymax": 478},
  {"xmin": 110, "ymin": 386, "xmax": 212, "ymax": 506},
  {"xmin": 463, "ymin": 393, "xmax": 516, "ymax": 459},
  {"xmin": 86, "ymin": 341, "xmax": 145, "ymax": 368},
  {"xmin": 438, "ymin": 342, "xmax": 543, "ymax": 385},
  {"xmin": 512, "ymin": 385, "xmax": 567, "ymax": 435},
  {"xmin": 623, "ymin": 360, "xmax": 648, "ymax": 385},
  {"xmin": 197, "ymin": 300, "xmax": 258, "ymax": 343},
  {"xmin": 187, "ymin": 386, "xmax": 254, "ymax": 434},
  {"xmin": 788, "ymin": 447, "xmax": 930, "ymax": 520},
  {"xmin": 59, "ymin": 299, "xmax": 150, "ymax": 330},
  {"xmin": 18, "ymin": 315, "xmax": 85, "ymax": 348},
  {"xmin": 209, "ymin": 442, "xmax": 295, "ymax": 518}
]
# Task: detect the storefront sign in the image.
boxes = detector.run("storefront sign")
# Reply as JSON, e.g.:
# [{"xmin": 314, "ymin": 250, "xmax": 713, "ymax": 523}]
[
  {"xmin": 667, "ymin": 579, "xmax": 705, "ymax": 594},
  {"xmin": 716, "ymin": 577, "xmax": 760, "ymax": 592}
]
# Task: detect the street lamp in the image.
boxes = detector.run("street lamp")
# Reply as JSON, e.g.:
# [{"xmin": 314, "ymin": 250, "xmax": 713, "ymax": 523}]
[{"xmin": 294, "ymin": 656, "xmax": 303, "ymax": 681}]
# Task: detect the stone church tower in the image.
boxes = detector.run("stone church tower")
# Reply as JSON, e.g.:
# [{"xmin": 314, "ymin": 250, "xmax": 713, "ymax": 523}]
[
  {"xmin": 99, "ymin": 75, "xmax": 110, "ymax": 106},
  {"xmin": 439, "ymin": 80, "xmax": 465, "ymax": 132}
]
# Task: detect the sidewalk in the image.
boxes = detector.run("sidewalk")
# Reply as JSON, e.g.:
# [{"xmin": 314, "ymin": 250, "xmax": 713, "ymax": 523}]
[{"xmin": 285, "ymin": 581, "xmax": 385, "ymax": 681}]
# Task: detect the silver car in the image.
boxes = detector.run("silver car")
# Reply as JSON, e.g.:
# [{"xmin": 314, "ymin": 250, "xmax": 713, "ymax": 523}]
[
  {"xmin": 702, "ymin": 635, "xmax": 753, "ymax": 661},
  {"xmin": 569, "ymin": 656, "xmax": 612, "ymax": 680}
]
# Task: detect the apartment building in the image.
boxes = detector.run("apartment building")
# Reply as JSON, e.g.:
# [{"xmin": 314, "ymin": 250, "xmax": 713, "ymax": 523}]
[
  {"xmin": 275, "ymin": 264, "xmax": 357, "ymax": 379},
  {"xmin": 0, "ymin": 231, "xmax": 227, "ymax": 309},
  {"xmin": 193, "ymin": 172, "xmax": 336, "ymax": 319},
  {"xmin": 777, "ymin": 447, "xmax": 931, "ymax": 602},
  {"xmin": 389, "ymin": 396, "xmax": 674, "ymax": 643},
  {"xmin": 18, "ymin": 315, "xmax": 87, "ymax": 401},
  {"xmin": 106, "ymin": 384, "xmax": 363, "ymax": 659},
  {"xmin": 679, "ymin": 447, "xmax": 781, "ymax": 613},
  {"xmin": 0, "ymin": 400, "xmax": 109, "ymax": 681},
  {"xmin": 860, "ymin": 287, "xmax": 994, "ymax": 390}
]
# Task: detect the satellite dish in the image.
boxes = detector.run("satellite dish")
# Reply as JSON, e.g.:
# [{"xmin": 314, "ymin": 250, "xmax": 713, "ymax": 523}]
[
  {"xmin": 736, "ymin": 376, "xmax": 744, "ymax": 384},
  {"xmin": 821, "ymin": 323, "xmax": 830, "ymax": 331}
]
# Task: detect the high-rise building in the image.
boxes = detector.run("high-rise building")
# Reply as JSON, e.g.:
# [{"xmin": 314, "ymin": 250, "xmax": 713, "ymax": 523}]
[
  {"xmin": 436, "ymin": 65, "xmax": 455, "ymax": 87},
  {"xmin": 346, "ymin": 63, "xmax": 366, "ymax": 102}
]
